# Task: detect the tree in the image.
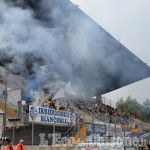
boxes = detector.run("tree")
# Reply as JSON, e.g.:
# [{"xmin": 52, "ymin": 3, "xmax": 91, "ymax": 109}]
[
  {"xmin": 143, "ymin": 99, "xmax": 150, "ymax": 108},
  {"xmin": 117, "ymin": 96, "xmax": 141, "ymax": 115},
  {"xmin": 116, "ymin": 96, "xmax": 150, "ymax": 122}
]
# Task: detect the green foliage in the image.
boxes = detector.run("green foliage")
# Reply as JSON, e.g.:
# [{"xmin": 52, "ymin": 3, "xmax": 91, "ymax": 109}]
[{"xmin": 116, "ymin": 96, "xmax": 150, "ymax": 122}]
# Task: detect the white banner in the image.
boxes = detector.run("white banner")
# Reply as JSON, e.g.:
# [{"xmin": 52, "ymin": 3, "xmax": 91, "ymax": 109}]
[{"xmin": 29, "ymin": 105, "xmax": 76, "ymax": 126}]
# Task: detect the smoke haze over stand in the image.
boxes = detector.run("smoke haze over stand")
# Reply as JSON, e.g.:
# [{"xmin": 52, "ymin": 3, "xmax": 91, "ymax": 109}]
[
  {"xmin": 69, "ymin": 0, "xmax": 150, "ymax": 102},
  {"xmin": 0, "ymin": 0, "xmax": 150, "ymax": 101}
]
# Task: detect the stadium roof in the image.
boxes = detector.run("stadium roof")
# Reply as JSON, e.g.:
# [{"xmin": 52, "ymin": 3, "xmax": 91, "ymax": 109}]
[{"xmin": 57, "ymin": 0, "xmax": 150, "ymax": 97}]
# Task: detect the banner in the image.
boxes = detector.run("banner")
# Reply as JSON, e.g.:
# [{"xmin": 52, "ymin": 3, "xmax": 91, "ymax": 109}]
[
  {"xmin": 86, "ymin": 123, "xmax": 106, "ymax": 136},
  {"xmin": 106, "ymin": 123, "xmax": 123, "ymax": 137},
  {"xmin": 29, "ymin": 105, "xmax": 76, "ymax": 126}
]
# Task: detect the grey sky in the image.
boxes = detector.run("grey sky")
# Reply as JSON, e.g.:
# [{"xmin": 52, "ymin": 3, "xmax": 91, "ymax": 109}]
[{"xmin": 70, "ymin": 0, "xmax": 150, "ymax": 103}]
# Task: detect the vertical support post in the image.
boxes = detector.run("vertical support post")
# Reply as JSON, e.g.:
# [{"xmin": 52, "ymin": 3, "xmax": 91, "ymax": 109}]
[
  {"xmin": 103, "ymin": 97, "xmax": 107, "ymax": 143},
  {"xmin": 53, "ymin": 110, "xmax": 56, "ymax": 145},
  {"xmin": 3, "ymin": 82, "xmax": 7, "ymax": 138},
  {"xmin": 92, "ymin": 109, "xmax": 94, "ymax": 143},
  {"xmin": 32, "ymin": 119, "xmax": 34, "ymax": 146},
  {"xmin": 77, "ymin": 112, "xmax": 81, "ymax": 150},
  {"xmin": 115, "ymin": 117, "xmax": 117, "ymax": 143},
  {"xmin": 13, "ymin": 119, "xmax": 16, "ymax": 143},
  {"xmin": 124, "ymin": 124, "xmax": 126, "ymax": 137},
  {"xmin": 20, "ymin": 89, "xmax": 23, "ymax": 122},
  {"xmin": 78, "ymin": 113, "xmax": 80, "ymax": 140},
  {"xmin": 109, "ymin": 99, "xmax": 111, "ymax": 143}
]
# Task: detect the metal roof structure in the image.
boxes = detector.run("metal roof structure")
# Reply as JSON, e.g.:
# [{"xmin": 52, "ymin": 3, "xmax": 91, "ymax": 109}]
[{"xmin": 46, "ymin": 0, "xmax": 150, "ymax": 97}]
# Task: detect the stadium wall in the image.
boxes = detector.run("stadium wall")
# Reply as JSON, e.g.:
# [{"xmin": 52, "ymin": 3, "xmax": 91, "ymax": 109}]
[{"xmin": 5, "ymin": 124, "xmax": 70, "ymax": 145}]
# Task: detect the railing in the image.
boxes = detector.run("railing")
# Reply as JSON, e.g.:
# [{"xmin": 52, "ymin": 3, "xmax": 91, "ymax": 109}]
[
  {"xmin": 68, "ymin": 118, "xmax": 84, "ymax": 138},
  {"xmin": 65, "ymin": 115, "xmax": 85, "ymax": 138}
]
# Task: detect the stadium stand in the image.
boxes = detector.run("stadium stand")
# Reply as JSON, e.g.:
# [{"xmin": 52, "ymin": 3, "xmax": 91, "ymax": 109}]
[
  {"xmin": 0, "ymin": 0, "xmax": 150, "ymax": 147},
  {"xmin": 73, "ymin": 100, "xmax": 129, "ymax": 125},
  {"xmin": 72, "ymin": 99, "xmax": 150, "ymax": 135}
]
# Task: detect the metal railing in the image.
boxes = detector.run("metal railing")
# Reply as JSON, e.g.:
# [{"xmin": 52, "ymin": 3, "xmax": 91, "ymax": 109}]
[{"xmin": 66, "ymin": 116, "xmax": 85, "ymax": 139}]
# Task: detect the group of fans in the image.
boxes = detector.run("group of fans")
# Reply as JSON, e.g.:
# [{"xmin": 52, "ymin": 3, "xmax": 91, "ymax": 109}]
[
  {"xmin": 0, "ymin": 139, "xmax": 24, "ymax": 150},
  {"xmin": 74, "ymin": 100, "xmax": 130, "ymax": 125},
  {"xmin": 25, "ymin": 96, "xmax": 73, "ymax": 115},
  {"xmin": 24, "ymin": 96, "xmax": 135, "ymax": 125}
]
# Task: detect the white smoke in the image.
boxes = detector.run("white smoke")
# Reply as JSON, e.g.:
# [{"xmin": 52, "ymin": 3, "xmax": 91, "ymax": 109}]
[
  {"xmin": 0, "ymin": 0, "xmax": 96, "ymax": 99},
  {"xmin": 0, "ymin": 0, "xmax": 149, "ymax": 100}
]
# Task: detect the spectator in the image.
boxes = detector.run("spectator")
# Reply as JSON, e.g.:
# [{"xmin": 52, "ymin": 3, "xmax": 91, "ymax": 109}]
[
  {"xmin": 67, "ymin": 101, "xmax": 71, "ymax": 112},
  {"xmin": 25, "ymin": 97, "xmax": 32, "ymax": 115},
  {"xmin": 3, "ymin": 140, "xmax": 13, "ymax": 150},
  {"xmin": 15, "ymin": 139, "xmax": 24, "ymax": 150},
  {"xmin": 53, "ymin": 99, "xmax": 56, "ymax": 109},
  {"xmin": 49, "ymin": 100, "xmax": 56, "ymax": 109},
  {"xmin": 59, "ymin": 105, "xmax": 65, "ymax": 110}
]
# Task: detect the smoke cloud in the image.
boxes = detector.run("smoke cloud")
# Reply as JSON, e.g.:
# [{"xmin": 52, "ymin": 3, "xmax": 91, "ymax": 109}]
[{"xmin": 0, "ymin": 0, "xmax": 150, "ymax": 100}]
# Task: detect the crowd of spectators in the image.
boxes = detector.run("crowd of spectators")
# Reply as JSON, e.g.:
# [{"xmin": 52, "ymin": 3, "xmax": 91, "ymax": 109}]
[
  {"xmin": 24, "ymin": 96, "xmax": 133, "ymax": 125},
  {"xmin": 24, "ymin": 96, "xmax": 74, "ymax": 115},
  {"xmin": 73, "ymin": 100, "xmax": 130, "ymax": 125}
]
